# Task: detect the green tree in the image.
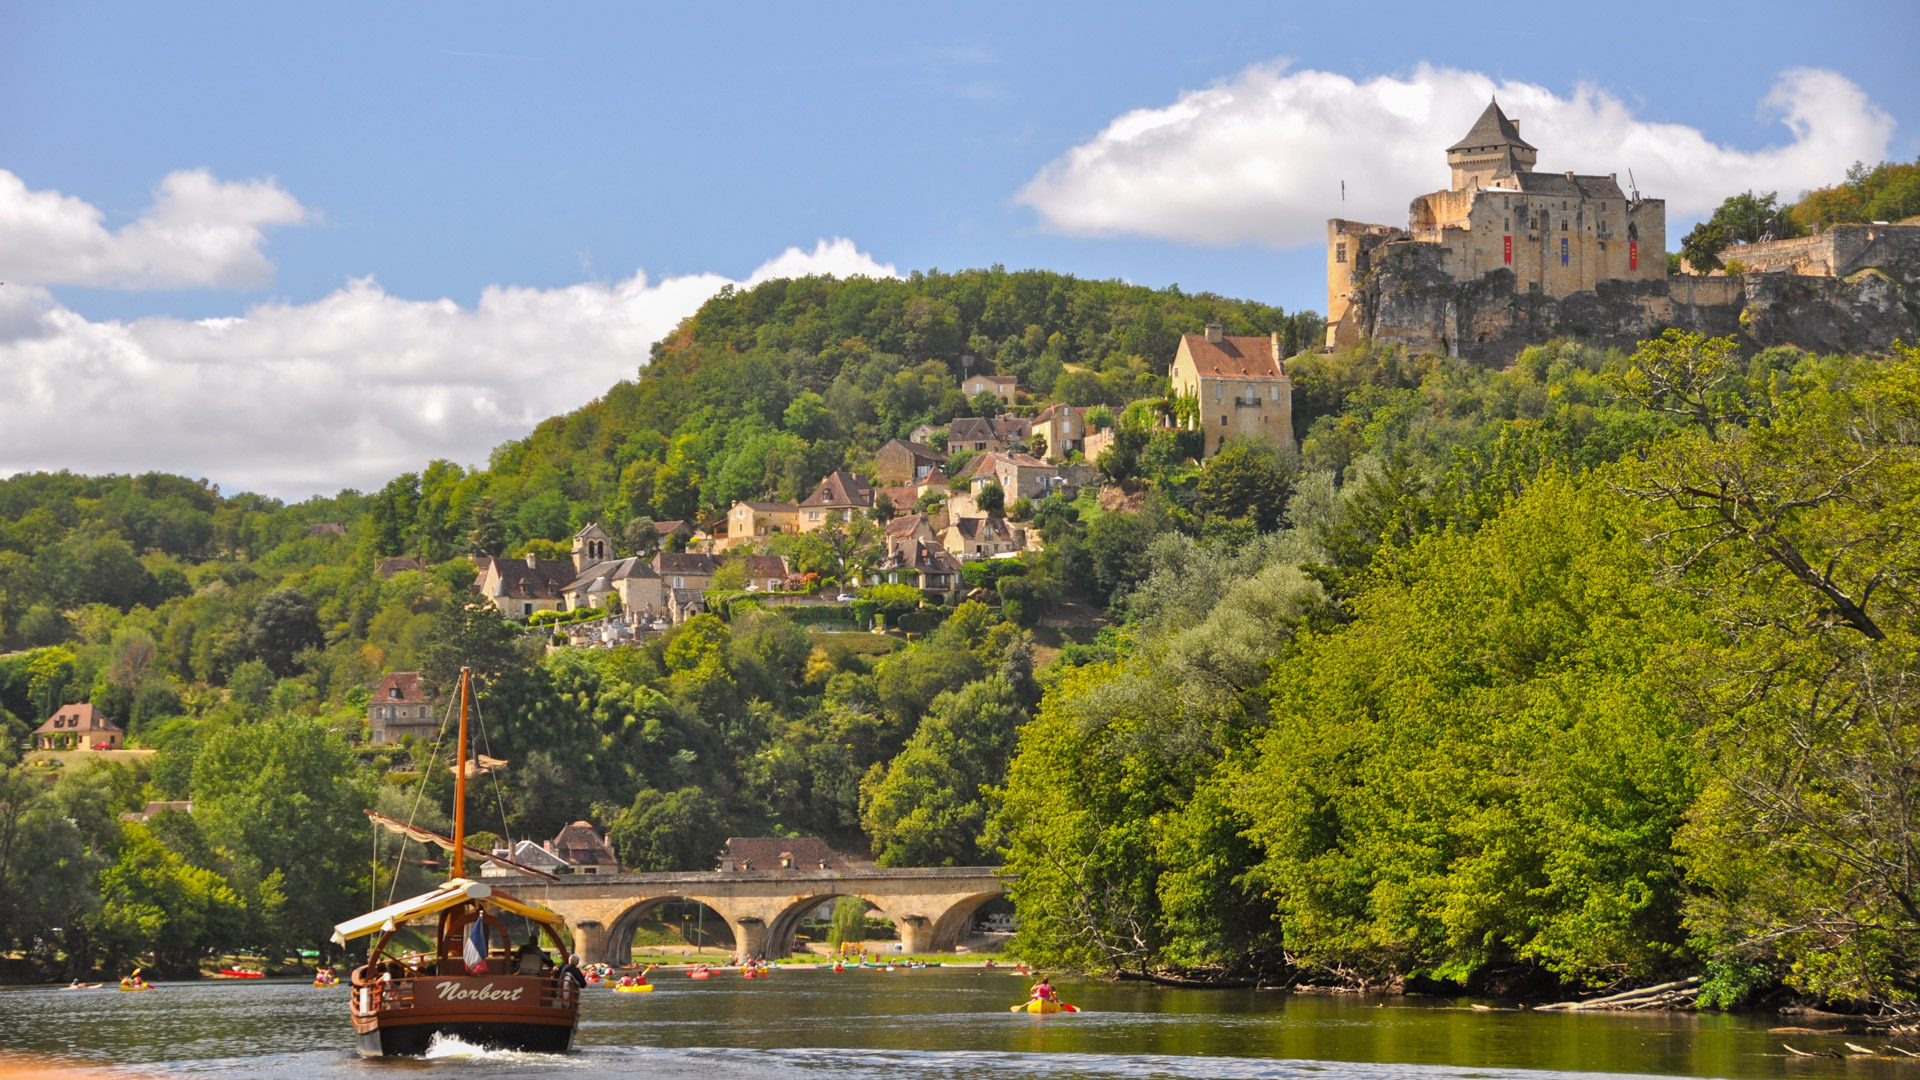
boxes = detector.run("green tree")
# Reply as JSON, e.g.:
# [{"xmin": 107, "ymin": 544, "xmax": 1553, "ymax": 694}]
[
  {"xmin": 1195, "ymin": 439, "xmax": 1296, "ymax": 533},
  {"xmin": 975, "ymin": 482, "xmax": 1005, "ymax": 514},
  {"xmin": 862, "ymin": 674, "xmax": 1028, "ymax": 866},
  {"xmin": 607, "ymin": 786, "xmax": 729, "ymax": 872},
  {"xmin": 247, "ymin": 588, "xmax": 321, "ymax": 677}
]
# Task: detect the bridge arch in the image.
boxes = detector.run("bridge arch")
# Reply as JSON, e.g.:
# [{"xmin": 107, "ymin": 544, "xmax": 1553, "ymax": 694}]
[{"xmin": 523, "ymin": 865, "xmax": 1010, "ymax": 965}]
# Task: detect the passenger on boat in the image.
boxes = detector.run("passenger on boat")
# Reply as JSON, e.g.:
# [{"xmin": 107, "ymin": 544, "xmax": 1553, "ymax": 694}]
[
  {"xmin": 557, "ymin": 954, "xmax": 586, "ymax": 991},
  {"xmin": 1030, "ymin": 976, "xmax": 1055, "ymax": 1001},
  {"xmin": 514, "ymin": 940, "xmax": 549, "ymax": 975}
]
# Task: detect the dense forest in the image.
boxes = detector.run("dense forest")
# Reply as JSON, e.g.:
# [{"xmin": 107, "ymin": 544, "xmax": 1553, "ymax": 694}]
[{"xmin": 4, "ymin": 254, "xmax": 1920, "ymax": 1022}]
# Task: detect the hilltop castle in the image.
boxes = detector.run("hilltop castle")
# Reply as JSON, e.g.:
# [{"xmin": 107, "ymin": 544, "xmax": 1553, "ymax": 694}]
[{"xmin": 1326, "ymin": 100, "xmax": 1667, "ymax": 352}]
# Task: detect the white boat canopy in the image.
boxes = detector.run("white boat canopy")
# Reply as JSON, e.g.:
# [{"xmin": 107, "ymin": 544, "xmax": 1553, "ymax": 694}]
[{"xmin": 331, "ymin": 878, "xmax": 567, "ymax": 945}]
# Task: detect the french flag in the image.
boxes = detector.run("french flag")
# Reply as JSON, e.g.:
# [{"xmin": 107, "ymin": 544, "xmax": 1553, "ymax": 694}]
[{"xmin": 464, "ymin": 917, "xmax": 489, "ymax": 975}]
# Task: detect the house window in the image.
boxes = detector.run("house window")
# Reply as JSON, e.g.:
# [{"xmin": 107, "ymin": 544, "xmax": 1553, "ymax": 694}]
[
  {"xmin": 674, "ymin": 576, "xmax": 685, "ymax": 589},
  {"xmin": 1270, "ymin": 385, "xmax": 1278, "ymax": 400},
  {"xmin": 1220, "ymin": 415, "xmax": 1227, "ymax": 427},
  {"xmin": 1214, "ymin": 385, "xmax": 1223, "ymax": 401},
  {"xmin": 390, "ymin": 687, "xmax": 402, "ymax": 699},
  {"xmin": 1335, "ymin": 242, "xmax": 1347, "ymax": 263}
]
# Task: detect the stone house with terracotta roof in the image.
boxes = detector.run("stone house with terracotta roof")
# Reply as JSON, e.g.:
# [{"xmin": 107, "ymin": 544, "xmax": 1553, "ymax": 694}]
[
  {"xmin": 1169, "ymin": 325, "xmax": 1296, "ymax": 456},
  {"xmin": 721, "ymin": 501, "xmax": 800, "ymax": 551},
  {"xmin": 738, "ymin": 555, "xmax": 790, "ymax": 592},
  {"xmin": 368, "ymin": 672, "xmax": 437, "ymax": 746},
  {"xmin": 473, "ymin": 553, "xmax": 576, "ymax": 619},
  {"xmin": 875, "ymin": 439, "xmax": 948, "ymax": 486},
  {"xmin": 1030, "ymin": 404, "xmax": 1088, "ymax": 462},
  {"xmin": 797, "ymin": 470, "xmax": 873, "ymax": 533},
  {"xmin": 941, "ymin": 515, "xmax": 1023, "ymax": 560},
  {"xmin": 32, "ymin": 703, "xmax": 123, "ymax": 751},
  {"xmin": 962, "ymin": 451, "xmax": 1063, "ymax": 502},
  {"xmin": 656, "ymin": 551, "xmax": 721, "ymax": 593},
  {"xmin": 961, "ymin": 373, "xmax": 1019, "ymax": 406},
  {"xmin": 876, "ymin": 536, "xmax": 964, "ymax": 600},
  {"xmin": 716, "ymin": 836, "xmax": 861, "ymax": 871},
  {"xmin": 546, "ymin": 820, "xmax": 619, "ymax": 874}
]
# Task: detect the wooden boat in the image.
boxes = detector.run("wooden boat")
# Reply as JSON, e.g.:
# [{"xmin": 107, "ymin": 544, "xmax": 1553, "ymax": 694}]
[{"xmin": 331, "ymin": 668, "xmax": 580, "ymax": 1058}]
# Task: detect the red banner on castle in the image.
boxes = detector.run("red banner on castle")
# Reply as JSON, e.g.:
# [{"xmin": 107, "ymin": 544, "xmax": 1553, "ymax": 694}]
[
  {"xmin": 1629, "ymin": 241, "xmax": 1638, "ymax": 270},
  {"xmin": 1503, "ymin": 236, "xmax": 1512, "ymax": 265}
]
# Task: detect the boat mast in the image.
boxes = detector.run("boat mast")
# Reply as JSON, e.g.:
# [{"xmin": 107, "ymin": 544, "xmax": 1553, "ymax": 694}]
[{"xmin": 454, "ymin": 666, "xmax": 469, "ymax": 879}]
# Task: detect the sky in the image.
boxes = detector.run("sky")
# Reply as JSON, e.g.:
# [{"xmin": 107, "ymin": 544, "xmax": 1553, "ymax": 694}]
[{"xmin": 2, "ymin": 1, "xmax": 1915, "ymax": 499}]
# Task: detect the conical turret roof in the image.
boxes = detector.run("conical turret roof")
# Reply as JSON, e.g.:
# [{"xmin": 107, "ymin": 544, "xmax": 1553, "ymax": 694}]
[{"xmin": 1448, "ymin": 99, "xmax": 1535, "ymax": 153}]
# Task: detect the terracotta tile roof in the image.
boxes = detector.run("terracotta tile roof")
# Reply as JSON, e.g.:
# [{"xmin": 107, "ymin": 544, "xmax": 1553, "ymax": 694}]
[
  {"xmin": 477, "ymin": 556, "xmax": 576, "ymax": 600},
  {"xmin": 1180, "ymin": 335, "xmax": 1283, "ymax": 379},
  {"xmin": 34, "ymin": 703, "xmax": 122, "ymax": 735},
  {"xmin": 949, "ymin": 516, "xmax": 1014, "ymax": 542},
  {"xmin": 991, "ymin": 416, "xmax": 1032, "ymax": 440},
  {"xmin": 738, "ymin": 555, "xmax": 788, "ymax": 579},
  {"xmin": 800, "ymin": 470, "xmax": 874, "ymax": 508},
  {"xmin": 718, "ymin": 836, "xmax": 854, "ymax": 871},
  {"xmin": 373, "ymin": 672, "xmax": 429, "ymax": 705},
  {"xmin": 874, "ymin": 485, "xmax": 920, "ymax": 509},
  {"xmin": 885, "ymin": 513, "xmax": 931, "ymax": 538},
  {"xmin": 1448, "ymin": 100, "xmax": 1536, "ymax": 153},
  {"xmin": 652, "ymin": 519, "xmax": 687, "ymax": 534},
  {"xmin": 879, "ymin": 537, "xmax": 964, "ymax": 575},
  {"xmin": 878, "ymin": 438, "xmax": 947, "ymax": 462},
  {"xmin": 548, "ymin": 821, "xmax": 618, "ymax": 868},
  {"xmin": 656, "ymin": 552, "xmax": 722, "ymax": 575},
  {"xmin": 377, "ymin": 556, "xmax": 424, "ymax": 578},
  {"xmin": 947, "ymin": 417, "xmax": 999, "ymax": 445}
]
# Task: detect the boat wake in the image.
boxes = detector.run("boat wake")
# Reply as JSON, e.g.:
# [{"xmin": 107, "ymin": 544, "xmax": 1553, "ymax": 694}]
[{"xmin": 422, "ymin": 1033, "xmax": 569, "ymax": 1063}]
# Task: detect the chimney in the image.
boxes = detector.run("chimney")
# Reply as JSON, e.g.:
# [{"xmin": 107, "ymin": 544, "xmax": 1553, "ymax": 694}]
[
  {"xmin": 1271, "ymin": 331, "xmax": 1282, "ymax": 364},
  {"xmin": 1204, "ymin": 323, "xmax": 1223, "ymax": 344},
  {"xmin": 526, "ymin": 552, "xmax": 539, "ymax": 569},
  {"xmin": 1565, "ymin": 171, "xmax": 1574, "ymax": 179}
]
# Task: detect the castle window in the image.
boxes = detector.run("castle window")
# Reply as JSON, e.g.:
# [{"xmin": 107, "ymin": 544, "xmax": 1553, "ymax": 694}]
[
  {"xmin": 1335, "ymin": 243, "xmax": 1347, "ymax": 264},
  {"xmin": 1220, "ymin": 415, "xmax": 1227, "ymax": 427}
]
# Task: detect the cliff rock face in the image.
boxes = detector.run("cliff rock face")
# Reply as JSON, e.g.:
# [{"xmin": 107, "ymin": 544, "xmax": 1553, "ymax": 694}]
[{"xmin": 1349, "ymin": 236, "xmax": 1920, "ymax": 360}]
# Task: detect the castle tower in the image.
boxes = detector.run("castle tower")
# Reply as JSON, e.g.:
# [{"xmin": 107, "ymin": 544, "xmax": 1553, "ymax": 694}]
[{"xmin": 1446, "ymin": 99, "xmax": 1537, "ymax": 191}]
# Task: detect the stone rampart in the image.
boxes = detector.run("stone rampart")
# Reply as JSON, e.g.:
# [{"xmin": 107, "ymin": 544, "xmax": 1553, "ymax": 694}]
[{"xmin": 1346, "ymin": 233, "xmax": 1919, "ymax": 362}]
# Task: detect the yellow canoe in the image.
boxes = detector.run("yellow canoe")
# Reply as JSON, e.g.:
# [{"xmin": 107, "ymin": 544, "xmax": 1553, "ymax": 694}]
[{"xmin": 613, "ymin": 983, "xmax": 655, "ymax": 993}]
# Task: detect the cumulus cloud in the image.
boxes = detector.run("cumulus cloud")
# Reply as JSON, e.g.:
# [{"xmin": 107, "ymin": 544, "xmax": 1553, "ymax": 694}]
[
  {"xmin": 0, "ymin": 168, "xmax": 309, "ymax": 289},
  {"xmin": 1018, "ymin": 64, "xmax": 1895, "ymax": 247},
  {"xmin": 0, "ymin": 239, "xmax": 897, "ymax": 499}
]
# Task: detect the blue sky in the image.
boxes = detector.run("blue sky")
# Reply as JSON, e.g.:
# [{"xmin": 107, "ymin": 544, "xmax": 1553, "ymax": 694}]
[{"xmin": 2, "ymin": 0, "xmax": 1915, "ymax": 496}]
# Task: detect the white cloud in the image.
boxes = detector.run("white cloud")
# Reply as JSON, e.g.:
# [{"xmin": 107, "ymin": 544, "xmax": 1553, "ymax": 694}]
[
  {"xmin": 0, "ymin": 168, "xmax": 309, "ymax": 289},
  {"xmin": 1017, "ymin": 64, "xmax": 1895, "ymax": 247},
  {"xmin": 0, "ymin": 239, "xmax": 897, "ymax": 499}
]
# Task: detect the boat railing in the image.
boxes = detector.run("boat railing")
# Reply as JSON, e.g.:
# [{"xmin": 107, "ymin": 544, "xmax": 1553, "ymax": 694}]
[{"xmin": 354, "ymin": 973, "xmax": 578, "ymax": 1014}]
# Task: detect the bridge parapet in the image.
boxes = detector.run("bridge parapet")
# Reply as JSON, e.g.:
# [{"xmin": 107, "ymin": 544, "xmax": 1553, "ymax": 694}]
[{"xmin": 491, "ymin": 866, "xmax": 1009, "ymax": 965}]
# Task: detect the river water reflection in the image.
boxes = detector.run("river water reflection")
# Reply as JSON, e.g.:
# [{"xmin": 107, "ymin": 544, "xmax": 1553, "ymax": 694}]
[{"xmin": 0, "ymin": 968, "xmax": 1896, "ymax": 1079}]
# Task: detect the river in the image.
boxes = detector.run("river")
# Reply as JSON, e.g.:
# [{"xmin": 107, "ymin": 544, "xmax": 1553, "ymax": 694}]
[{"xmin": 0, "ymin": 969, "xmax": 1898, "ymax": 1079}]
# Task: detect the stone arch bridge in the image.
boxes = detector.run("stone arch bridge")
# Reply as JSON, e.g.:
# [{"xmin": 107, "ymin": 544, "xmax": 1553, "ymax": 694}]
[{"xmin": 489, "ymin": 866, "xmax": 1009, "ymax": 965}]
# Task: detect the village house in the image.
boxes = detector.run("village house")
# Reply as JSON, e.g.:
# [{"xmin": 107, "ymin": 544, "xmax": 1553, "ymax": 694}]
[
  {"xmin": 32, "ymin": 703, "xmax": 124, "ymax": 751},
  {"xmin": 907, "ymin": 422, "xmax": 944, "ymax": 445},
  {"xmin": 963, "ymin": 451, "xmax": 1063, "ymax": 502},
  {"xmin": 720, "ymin": 501, "xmax": 800, "ymax": 551},
  {"xmin": 472, "ymin": 552, "xmax": 575, "ymax": 619},
  {"xmin": 1031, "ymin": 403, "xmax": 1087, "ymax": 462},
  {"xmin": 946, "ymin": 415, "xmax": 1033, "ymax": 454},
  {"xmin": 481, "ymin": 839, "xmax": 570, "ymax": 878},
  {"xmin": 1169, "ymin": 325, "xmax": 1296, "ymax": 457},
  {"xmin": 546, "ymin": 820, "xmax": 620, "ymax": 874},
  {"xmin": 961, "ymin": 373, "xmax": 1019, "ymax": 406},
  {"xmin": 875, "ymin": 536, "xmax": 964, "ymax": 600},
  {"xmin": 376, "ymin": 556, "xmax": 424, "ymax": 579},
  {"xmin": 874, "ymin": 438, "xmax": 948, "ymax": 485},
  {"xmin": 797, "ymin": 470, "xmax": 873, "ymax": 532},
  {"xmin": 940, "ymin": 515, "xmax": 1023, "ymax": 560},
  {"xmin": 738, "ymin": 554, "xmax": 790, "ymax": 592},
  {"xmin": 656, "ymin": 551, "xmax": 722, "ymax": 593},
  {"xmin": 367, "ymin": 671, "xmax": 436, "ymax": 746},
  {"xmin": 716, "ymin": 836, "xmax": 859, "ymax": 871}
]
